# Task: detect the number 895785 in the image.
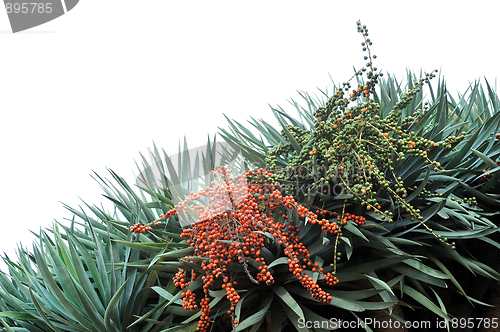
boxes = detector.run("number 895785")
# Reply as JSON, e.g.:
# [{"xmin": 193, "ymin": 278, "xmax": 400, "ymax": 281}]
[{"xmin": 5, "ymin": 3, "xmax": 52, "ymax": 14}]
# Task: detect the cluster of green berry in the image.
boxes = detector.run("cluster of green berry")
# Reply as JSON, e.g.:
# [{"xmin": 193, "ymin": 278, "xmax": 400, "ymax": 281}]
[
  {"xmin": 416, "ymin": 187, "xmax": 443, "ymax": 199},
  {"xmin": 264, "ymin": 20, "xmax": 465, "ymax": 248},
  {"xmin": 265, "ymin": 125, "xmax": 309, "ymax": 169},
  {"xmin": 449, "ymin": 196, "xmax": 478, "ymax": 205}
]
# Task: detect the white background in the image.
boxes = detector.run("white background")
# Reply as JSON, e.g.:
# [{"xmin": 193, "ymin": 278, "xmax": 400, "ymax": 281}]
[{"xmin": 1, "ymin": 1, "xmax": 499, "ymax": 272}]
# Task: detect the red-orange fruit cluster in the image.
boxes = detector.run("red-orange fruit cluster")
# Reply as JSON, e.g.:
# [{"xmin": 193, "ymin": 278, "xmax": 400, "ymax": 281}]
[
  {"xmin": 129, "ymin": 223, "xmax": 151, "ymax": 233},
  {"xmin": 130, "ymin": 208, "xmax": 177, "ymax": 233},
  {"xmin": 479, "ymin": 161, "xmax": 500, "ymax": 181},
  {"xmin": 173, "ymin": 270, "xmax": 199, "ymax": 310},
  {"xmin": 132, "ymin": 167, "xmax": 365, "ymax": 331}
]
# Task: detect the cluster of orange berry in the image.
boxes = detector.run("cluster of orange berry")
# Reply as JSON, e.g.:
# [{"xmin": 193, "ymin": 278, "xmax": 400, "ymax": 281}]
[
  {"xmin": 130, "ymin": 207, "xmax": 178, "ymax": 233},
  {"xmin": 133, "ymin": 166, "xmax": 364, "ymax": 331},
  {"xmin": 479, "ymin": 160, "xmax": 500, "ymax": 181},
  {"xmin": 173, "ymin": 270, "xmax": 199, "ymax": 308},
  {"xmin": 129, "ymin": 223, "xmax": 151, "ymax": 233}
]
